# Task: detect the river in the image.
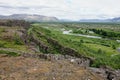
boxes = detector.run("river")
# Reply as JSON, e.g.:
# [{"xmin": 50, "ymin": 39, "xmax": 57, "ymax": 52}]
[{"xmin": 63, "ymin": 30, "xmax": 102, "ymax": 39}]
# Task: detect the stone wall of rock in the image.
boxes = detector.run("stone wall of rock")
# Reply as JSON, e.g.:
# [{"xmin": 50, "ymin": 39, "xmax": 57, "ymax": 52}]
[
  {"xmin": 89, "ymin": 67, "xmax": 120, "ymax": 80},
  {"xmin": 30, "ymin": 34, "xmax": 50, "ymax": 53},
  {"xmin": 21, "ymin": 53, "xmax": 90, "ymax": 67}
]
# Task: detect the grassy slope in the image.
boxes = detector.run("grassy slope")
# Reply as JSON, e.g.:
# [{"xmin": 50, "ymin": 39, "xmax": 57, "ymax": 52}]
[
  {"xmin": 0, "ymin": 26, "xmax": 35, "ymax": 56},
  {"xmin": 30, "ymin": 23, "xmax": 120, "ymax": 69},
  {"xmin": 2, "ymin": 23, "xmax": 119, "ymax": 69}
]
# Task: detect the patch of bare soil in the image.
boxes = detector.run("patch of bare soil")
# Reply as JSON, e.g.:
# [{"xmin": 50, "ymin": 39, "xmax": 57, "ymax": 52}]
[{"xmin": 0, "ymin": 54, "xmax": 105, "ymax": 80}]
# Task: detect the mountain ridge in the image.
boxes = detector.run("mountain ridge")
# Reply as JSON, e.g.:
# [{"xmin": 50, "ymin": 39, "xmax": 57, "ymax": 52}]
[
  {"xmin": 0, "ymin": 14, "xmax": 120, "ymax": 22},
  {"xmin": 0, "ymin": 14, "xmax": 59, "ymax": 22},
  {"xmin": 79, "ymin": 17, "xmax": 120, "ymax": 22}
]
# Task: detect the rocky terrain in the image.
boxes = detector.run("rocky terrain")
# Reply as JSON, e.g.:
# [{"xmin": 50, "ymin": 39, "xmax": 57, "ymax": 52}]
[
  {"xmin": 0, "ymin": 53, "xmax": 120, "ymax": 80},
  {"xmin": 0, "ymin": 53, "xmax": 105, "ymax": 80}
]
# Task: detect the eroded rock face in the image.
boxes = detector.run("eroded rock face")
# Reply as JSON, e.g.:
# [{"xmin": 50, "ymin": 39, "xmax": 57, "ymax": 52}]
[
  {"xmin": 30, "ymin": 34, "xmax": 50, "ymax": 53},
  {"xmin": 89, "ymin": 67, "xmax": 120, "ymax": 80},
  {"xmin": 106, "ymin": 70, "xmax": 120, "ymax": 80},
  {"xmin": 0, "ymin": 54, "xmax": 105, "ymax": 80}
]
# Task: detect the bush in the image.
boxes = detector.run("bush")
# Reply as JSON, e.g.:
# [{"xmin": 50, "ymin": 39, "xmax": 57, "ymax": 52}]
[
  {"xmin": 14, "ymin": 33, "xmax": 24, "ymax": 45},
  {"xmin": 0, "ymin": 43, "xmax": 4, "ymax": 47},
  {"xmin": 0, "ymin": 50, "xmax": 19, "ymax": 56},
  {"xmin": 112, "ymin": 45, "xmax": 116, "ymax": 49},
  {"xmin": 80, "ymin": 39, "xmax": 84, "ymax": 43},
  {"xmin": 98, "ymin": 49, "xmax": 103, "ymax": 54}
]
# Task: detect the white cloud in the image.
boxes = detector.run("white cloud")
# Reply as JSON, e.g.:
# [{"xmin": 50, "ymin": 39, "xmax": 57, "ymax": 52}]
[{"xmin": 0, "ymin": 0, "xmax": 120, "ymax": 20}]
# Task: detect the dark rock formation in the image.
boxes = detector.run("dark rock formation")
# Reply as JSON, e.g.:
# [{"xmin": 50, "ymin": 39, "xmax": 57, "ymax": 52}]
[
  {"xmin": 89, "ymin": 67, "xmax": 120, "ymax": 80},
  {"xmin": 0, "ymin": 19, "xmax": 30, "ymax": 28},
  {"xmin": 30, "ymin": 34, "xmax": 50, "ymax": 53}
]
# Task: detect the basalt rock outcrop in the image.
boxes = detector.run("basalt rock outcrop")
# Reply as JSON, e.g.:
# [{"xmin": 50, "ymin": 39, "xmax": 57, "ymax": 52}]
[{"xmin": 89, "ymin": 67, "xmax": 120, "ymax": 80}]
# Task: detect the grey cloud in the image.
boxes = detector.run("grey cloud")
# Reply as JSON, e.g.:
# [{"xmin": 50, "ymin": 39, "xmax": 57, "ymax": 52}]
[
  {"xmin": 0, "ymin": 5, "xmax": 29, "ymax": 9},
  {"xmin": 0, "ymin": 4, "xmax": 51, "ymax": 10}
]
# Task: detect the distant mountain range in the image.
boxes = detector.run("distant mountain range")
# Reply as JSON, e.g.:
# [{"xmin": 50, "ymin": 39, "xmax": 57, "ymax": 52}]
[
  {"xmin": 79, "ymin": 19, "xmax": 110, "ymax": 22},
  {"xmin": 0, "ymin": 14, "xmax": 120, "ymax": 22},
  {"xmin": 111, "ymin": 17, "xmax": 120, "ymax": 22},
  {"xmin": 0, "ymin": 14, "xmax": 58, "ymax": 22},
  {"xmin": 79, "ymin": 17, "xmax": 120, "ymax": 22}
]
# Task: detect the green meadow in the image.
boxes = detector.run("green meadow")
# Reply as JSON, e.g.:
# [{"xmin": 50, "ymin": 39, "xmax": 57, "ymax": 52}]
[{"xmin": 29, "ymin": 23, "xmax": 120, "ymax": 69}]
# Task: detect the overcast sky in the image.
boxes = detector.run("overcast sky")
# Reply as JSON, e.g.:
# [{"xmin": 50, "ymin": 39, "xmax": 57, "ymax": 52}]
[{"xmin": 0, "ymin": 0, "xmax": 120, "ymax": 20}]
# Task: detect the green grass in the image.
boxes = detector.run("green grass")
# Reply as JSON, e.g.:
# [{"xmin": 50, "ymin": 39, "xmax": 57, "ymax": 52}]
[
  {"xmin": 0, "ymin": 40, "xmax": 28, "ymax": 52},
  {"xmin": 30, "ymin": 23, "xmax": 120, "ymax": 69},
  {"xmin": 0, "ymin": 50, "xmax": 20, "ymax": 56},
  {"xmin": 0, "ymin": 28, "xmax": 5, "ymax": 33},
  {"xmin": 83, "ymin": 43, "xmax": 119, "ymax": 55}
]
